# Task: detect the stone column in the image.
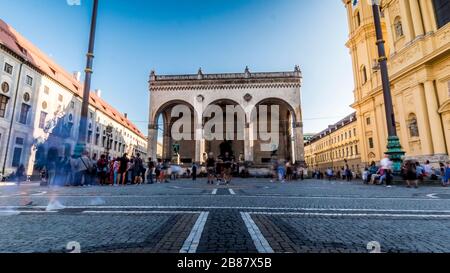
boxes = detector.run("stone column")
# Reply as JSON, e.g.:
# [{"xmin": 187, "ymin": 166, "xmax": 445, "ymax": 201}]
[
  {"xmin": 293, "ymin": 122, "xmax": 305, "ymax": 164},
  {"xmin": 395, "ymin": 95, "xmax": 410, "ymax": 154},
  {"xmin": 399, "ymin": 0, "xmax": 415, "ymax": 42},
  {"xmin": 426, "ymin": 0, "xmax": 438, "ymax": 31},
  {"xmin": 356, "ymin": 112, "xmax": 368, "ymax": 165},
  {"xmin": 419, "ymin": 0, "xmax": 434, "ymax": 34},
  {"xmin": 244, "ymin": 122, "xmax": 254, "ymax": 163},
  {"xmin": 417, "ymin": 84, "xmax": 434, "ymax": 155},
  {"xmin": 409, "ymin": 0, "xmax": 425, "ymax": 37},
  {"xmin": 195, "ymin": 123, "xmax": 205, "ymax": 164},
  {"xmin": 424, "ymin": 80, "xmax": 447, "ymax": 154},
  {"xmin": 147, "ymin": 123, "xmax": 158, "ymax": 160},
  {"xmin": 383, "ymin": 7, "xmax": 395, "ymax": 55}
]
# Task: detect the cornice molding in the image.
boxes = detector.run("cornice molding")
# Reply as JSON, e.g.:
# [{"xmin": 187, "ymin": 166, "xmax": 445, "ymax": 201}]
[{"xmin": 150, "ymin": 82, "xmax": 301, "ymax": 92}]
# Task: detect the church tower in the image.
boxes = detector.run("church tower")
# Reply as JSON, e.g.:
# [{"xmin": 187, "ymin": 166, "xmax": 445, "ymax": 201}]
[
  {"xmin": 343, "ymin": 0, "xmax": 450, "ymax": 164},
  {"xmin": 343, "ymin": 0, "xmax": 390, "ymax": 163}
]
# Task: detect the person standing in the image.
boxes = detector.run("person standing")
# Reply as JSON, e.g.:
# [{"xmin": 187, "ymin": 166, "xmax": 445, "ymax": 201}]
[
  {"xmin": 277, "ymin": 159, "xmax": 286, "ymax": 183},
  {"xmin": 403, "ymin": 161, "xmax": 418, "ymax": 188},
  {"xmin": 47, "ymin": 160, "xmax": 57, "ymax": 187},
  {"xmin": 119, "ymin": 153, "xmax": 129, "ymax": 186},
  {"xmin": 133, "ymin": 153, "xmax": 144, "ymax": 185},
  {"xmin": 380, "ymin": 154, "xmax": 393, "ymax": 187},
  {"xmin": 113, "ymin": 158, "xmax": 120, "ymax": 186},
  {"xmin": 16, "ymin": 164, "xmax": 25, "ymax": 186},
  {"xmin": 79, "ymin": 151, "xmax": 93, "ymax": 186},
  {"xmin": 146, "ymin": 158, "xmax": 155, "ymax": 184},
  {"xmin": 222, "ymin": 152, "xmax": 233, "ymax": 184},
  {"xmin": 286, "ymin": 162, "xmax": 293, "ymax": 182},
  {"xmin": 444, "ymin": 162, "xmax": 450, "ymax": 187},
  {"xmin": 206, "ymin": 153, "xmax": 216, "ymax": 185},
  {"xmin": 192, "ymin": 161, "xmax": 198, "ymax": 181},
  {"xmin": 97, "ymin": 155, "xmax": 108, "ymax": 186}
]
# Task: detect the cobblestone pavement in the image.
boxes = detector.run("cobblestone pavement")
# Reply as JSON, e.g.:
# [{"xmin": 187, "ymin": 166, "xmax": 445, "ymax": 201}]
[{"xmin": 1, "ymin": 178, "xmax": 450, "ymax": 253}]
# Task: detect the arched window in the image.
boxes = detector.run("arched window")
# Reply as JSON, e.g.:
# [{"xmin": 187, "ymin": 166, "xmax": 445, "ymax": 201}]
[
  {"xmin": 361, "ymin": 66, "xmax": 368, "ymax": 84},
  {"xmin": 408, "ymin": 114, "xmax": 419, "ymax": 137},
  {"xmin": 394, "ymin": 16, "xmax": 404, "ymax": 39}
]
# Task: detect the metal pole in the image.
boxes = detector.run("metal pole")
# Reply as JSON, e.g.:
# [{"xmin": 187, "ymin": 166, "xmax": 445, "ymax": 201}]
[
  {"xmin": 371, "ymin": 1, "xmax": 405, "ymax": 173},
  {"xmin": 76, "ymin": 0, "xmax": 99, "ymax": 156}
]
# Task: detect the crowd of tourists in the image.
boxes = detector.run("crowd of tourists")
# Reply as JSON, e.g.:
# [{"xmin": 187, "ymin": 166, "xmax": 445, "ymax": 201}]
[
  {"xmin": 38, "ymin": 152, "xmax": 149, "ymax": 187},
  {"xmin": 361, "ymin": 157, "xmax": 450, "ymax": 188}
]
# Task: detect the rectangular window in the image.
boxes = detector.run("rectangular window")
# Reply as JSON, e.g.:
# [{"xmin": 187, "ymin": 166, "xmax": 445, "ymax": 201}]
[
  {"xmin": 16, "ymin": 137, "xmax": 24, "ymax": 145},
  {"xmin": 44, "ymin": 86, "xmax": 50, "ymax": 95},
  {"xmin": 19, "ymin": 103, "xmax": 31, "ymax": 124},
  {"xmin": 368, "ymin": 137, "xmax": 374, "ymax": 149},
  {"xmin": 433, "ymin": 0, "xmax": 450, "ymax": 28},
  {"xmin": 366, "ymin": 117, "xmax": 371, "ymax": 125},
  {"xmin": 4, "ymin": 63, "xmax": 13, "ymax": 74},
  {"xmin": 58, "ymin": 94, "xmax": 63, "ymax": 102},
  {"xmin": 26, "ymin": 75, "xmax": 33, "ymax": 86},
  {"xmin": 70, "ymin": 101, "xmax": 75, "ymax": 108},
  {"xmin": 12, "ymin": 147, "xmax": 22, "ymax": 167},
  {"xmin": 355, "ymin": 145, "xmax": 359, "ymax": 155},
  {"xmin": 39, "ymin": 111, "xmax": 47, "ymax": 129},
  {"xmin": 0, "ymin": 94, "xmax": 9, "ymax": 118}
]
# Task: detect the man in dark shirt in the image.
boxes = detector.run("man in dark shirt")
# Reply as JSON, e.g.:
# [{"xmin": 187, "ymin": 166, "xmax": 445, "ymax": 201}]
[{"xmin": 119, "ymin": 153, "xmax": 128, "ymax": 185}]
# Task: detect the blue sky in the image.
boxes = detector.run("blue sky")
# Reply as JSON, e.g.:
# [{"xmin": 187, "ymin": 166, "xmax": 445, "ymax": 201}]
[{"xmin": 0, "ymin": 0, "xmax": 354, "ymax": 135}]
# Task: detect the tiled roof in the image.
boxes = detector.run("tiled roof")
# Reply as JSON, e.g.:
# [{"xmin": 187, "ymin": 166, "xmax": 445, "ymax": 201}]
[{"xmin": 0, "ymin": 19, "xmax": 145, "ymax": 140}]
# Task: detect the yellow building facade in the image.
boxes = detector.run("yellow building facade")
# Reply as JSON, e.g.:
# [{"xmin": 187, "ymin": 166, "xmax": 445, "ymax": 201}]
[
  {"xmin": 343, "ymin": 0, "xmax": 450, "ymax": 165},
  {"xmin": 305, "ymin": 113, "xmax": 362, "ymax": 173}
]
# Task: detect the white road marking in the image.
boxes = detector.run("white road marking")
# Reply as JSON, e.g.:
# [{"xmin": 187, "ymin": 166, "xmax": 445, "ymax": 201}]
[
  {"xmin": 1, "ymin": 194, "xmax": 447, "ymax": 201},
  {"xmin": 229, "ymin": 189, "xmax": 236, "ymax": 195},
  {"xmin": 31, "ymin": 191, "xmax": 47, "ymax": 196},
  {"xmin": 180, "ymin": 211, "xmax": 209, "ymax": 253},
  {"xmin": 211, "ymin": 189, "xmax": 217, "ymax": 195},
  {"xmin": 82, "ymin": 210, "xmax": 200, "ymax": 215},
  {"xmin": 0, "ymin": 210, "xmax": 57, "ymax": 215},
  {"xmin": 427, "ymin": 193, "xmax": 439, "ymax": 199},
  {"xmin": 240, "ymin": 212, "xmax": 274, "ymax": 253},
  {"xmin": 4, "ymin": 205, "xmax": 450, "ymax": 214},
  {"xmin": 247, "ymin": 211, "xmax": 450, "ymax": 218}
]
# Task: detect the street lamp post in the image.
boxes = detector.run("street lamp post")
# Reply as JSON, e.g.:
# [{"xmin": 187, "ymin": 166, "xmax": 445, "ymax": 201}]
[
  {"xmin": 75, "ymin": 0, "xmax": 99, "ymax": 156},
  {"xmin": 371, "ymin": 1, "xmax": 405, "ymax": 173}
]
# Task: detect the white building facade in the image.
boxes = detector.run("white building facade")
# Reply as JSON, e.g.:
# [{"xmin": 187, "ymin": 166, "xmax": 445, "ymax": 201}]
[{"xmin": 0, "ymin": 19, "xmax": 146, "ymax": 176}]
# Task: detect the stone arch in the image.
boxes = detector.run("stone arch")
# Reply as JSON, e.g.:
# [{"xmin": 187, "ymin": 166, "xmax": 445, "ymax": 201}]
[
  {"xmin": 202, "ymin": 98, "xmax": 246, "ymax": 160},
  {"xmin": 251, "ymin": 97, "xmax": 299, "ymax": 124},
  {"xmin": 251, "ymin": 97, "xmax": 299, "ymax": 164},
  {"xmin": 152, "ymin": 100, "xmax": 197, "ymax": 163}
]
